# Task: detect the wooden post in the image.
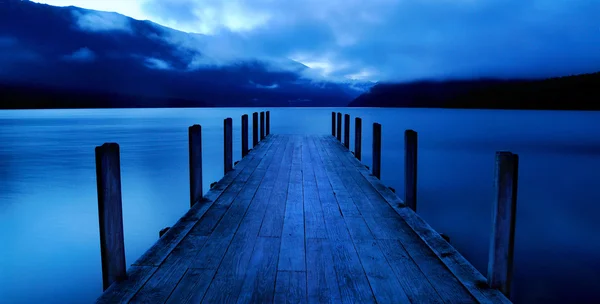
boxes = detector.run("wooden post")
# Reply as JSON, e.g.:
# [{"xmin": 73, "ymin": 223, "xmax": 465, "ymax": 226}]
[
  {"xmin": 241, "ymin": 115, "xmax": 249, "ymax": 158},
  {"xmin": 354, "ymin": 117, "xmax": 362, "ymax": 160},
  {"xmin": 336, "ymin": 112, "xmax": 342, "ymax": 142},
  {"xmin": 331, "ymin": 112, "xmax": 336, "ymax": 137},
  {"xmin": 224, "ymin": 118, "xmax": 233, "ymax": 174},
  {"xmin": 488, "ymin": 151, "xmax": 519, "ymax": 297},
  {"xmin": 260, "ymin": 111, "xmax": 265, "ymax": 140},
  {"xmin": 372, "ymin": 123, "xmax": 382, "ymax": 179},
  {"xmin": 404, "ymin": 130, "xmax": 417, "ymax": 211},
  {"xmin": 189, "ymin": 125, "xmax": 203, "ymax": 207},
  {"xmin": 95, "ymin": 143, "xmax": 127, "ymax": 291},
  {"xmin": 252, "ymin": 112, "xmax": 259, "ymax": 147},
  {"xmin": 344, "ymin": 114, "xmax": 350, "ymax": 149},
  {"xmin": 266, "ymin": 111, "xmax": 270, "ymax": 136}
]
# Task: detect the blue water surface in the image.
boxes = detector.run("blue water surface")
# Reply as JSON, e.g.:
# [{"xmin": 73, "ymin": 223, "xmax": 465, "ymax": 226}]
[{"xmin": 0, "ymin": 108, "xmax": 599, "ymax": 303}]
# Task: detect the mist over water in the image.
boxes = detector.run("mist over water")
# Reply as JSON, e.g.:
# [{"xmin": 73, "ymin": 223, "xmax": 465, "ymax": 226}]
[{"xmin": 0, "ymin": 108, "xmax": 599, "ymax": 303}]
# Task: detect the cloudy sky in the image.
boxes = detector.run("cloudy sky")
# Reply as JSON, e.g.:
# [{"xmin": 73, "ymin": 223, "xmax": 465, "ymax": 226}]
[{"xmin": 33, "ymin": 0, "xmax": 600, "ymax": 82}]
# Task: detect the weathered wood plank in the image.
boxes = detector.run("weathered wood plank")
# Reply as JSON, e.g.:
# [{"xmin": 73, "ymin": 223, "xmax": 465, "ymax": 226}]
[
  {"xmin": 132, "ymin": 136, "xmax": 278, "ymax": 268},
  {"xmin": 190, "ymin": 136, "xmax": 288, "ymax": 271},
  {"xmin": 164, "ymin": 268, "xmax": 214, "ymax": 304},
  {"xmin": 259, "ymin": 136, "xmax": 298, "ymax": 237},
  {"xmin": 198, "ymin": 138, "xmax": 293, "ymax": 303},
  {"xmin": 377, "ymin": 239, "xmax": 444, "ymax": 304},
  {"xmin": 236, "ymin": 237, "xmax": 281, "ymax": 303},
  {"xmin": 309, "ymin": 138, "xmax": 354, "ymax": 241},
  {"xmin": 279, "ymin": 136, "xmax": 306, "ymax": 272},
  {"xmin": 325, "ymin": 136, "xmax": 401, "ymax": 219},
  {"xmin": 274, "ymin": 271, "xmax": 307, "ymax": 304},
  {"xmin": 96, "ymin": 266, "xmax": 157, "ymax": 304},
  {"xmin": 324, "ymin": 136, "xmax": 511, "ymax": 304},
  {"xmin": 190, "ymin": 135, "xmax": 282, "ymax": 236},
  {"xmin": 132, "ymin": 219, "xmax": 201, "ymax": 267},
  {"xmin": 320, "ymin": 137, "xmax": 379, "ymax": 217},
  {"xmin": 354, "ymin": 239, "xmax": 411, "ymax": 303},
  {"xmin": 367, "ymin": 216, "xmax": 476, "ymax": 303},
  {"xmin": 201, "ymin": 135, "xmax": 273, "ymax": 206},
  {"xmin": 310, "ymin": 136, "xmax": 361, "ymax": 218},
  {"xmin": 130, "ymin": 235, "xmax": 209, "ymax": 303},
  {"xmin": 330, "ymin": 241, "xmax": 376, "ymax": 303},
  {"xmin": 306, "ymin": 238, "xmax": 342, "ymax": 303},
  {"xmin": 97, "ymin": 134, "xmax": 513, "ymax": 304},
  {"xmin": 302, "ymin": 136, "xmax": 327, "ymax": 239},
  {"xmin": 322, "ymin": 137, "xmax": 399, "ymax": 219},
  {"xmin": 344, "ymin": 216, "xmax": 375, "ymax": 241}
]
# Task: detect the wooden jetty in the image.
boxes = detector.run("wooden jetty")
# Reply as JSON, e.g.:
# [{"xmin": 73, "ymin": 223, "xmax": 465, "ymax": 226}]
[{"xmin": 95, "ymin": 111, "xmax": 516, "ymax": 303}]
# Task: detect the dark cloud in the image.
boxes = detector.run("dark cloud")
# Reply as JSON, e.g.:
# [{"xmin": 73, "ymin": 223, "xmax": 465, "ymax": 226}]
[{"xmin": 138, "ymin": 0, "xmax": 600, "ymax": 82}]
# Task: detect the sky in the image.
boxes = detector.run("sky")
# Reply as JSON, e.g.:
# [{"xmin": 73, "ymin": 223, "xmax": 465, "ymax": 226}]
[{"xmin": 32, "ymin": 0, "xmax": 600, "ymax": 82}]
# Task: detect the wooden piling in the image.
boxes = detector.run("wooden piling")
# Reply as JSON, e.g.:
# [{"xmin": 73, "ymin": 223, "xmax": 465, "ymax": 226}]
[
  {"xmin": 372, "ymin": 123, "xmax": 382, "ymax": 179},
  {"xmin": 95, "ymin": 143, "xmax": 127, "ymax": 291},
  {"xmin": 355, "ymin": 117, "xmax": 362, "ymax": 161},
  {"xmin": 336, "ymin": 112, "xmax": 342, "ymax": 141},
  {"xmin": 488, "ymin": 151, "xmax": 519, "ymax": 298},
  {"xmin": 224, "ymin": 118, "xmax": 233, "ymax": 174},
  {"xmin": 344, "ymin": 114, "xmax": 350, "ymax": 149},
  {"xmin": 266, "ymin": 111, "xmax": 270, "ymax": 136},
  {"xmin": 260, "ymin": 111, "xmax": 265, "ymax": 140},
  {"xmin": 331, "ymin": 112, "xmax": 336, "ymax": 137},
  {"xmin": 241, "ymin": 115, "xmax": 249, "ymax": 158},
  {"xmin": 253, "ymin": 112, "xmax": 259, "ymax": 147},
  {"xmin": 188, "ymin": 125, "xmax": 203, "ymax": 207},
  {"xmin": 404, "ymin": 130, "xmax": 417, "ymax": 211}
]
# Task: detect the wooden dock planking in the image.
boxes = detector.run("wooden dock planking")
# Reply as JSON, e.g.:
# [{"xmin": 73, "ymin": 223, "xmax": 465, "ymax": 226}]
[
  {"xmin": 324, "ymin": 134, "xmax": 511, "ymax": 304},
  {"xmin": 97, "ymin": 134, "xmax": 511, "ymax": 304},
  {"xmin": 199, "ymin": 137, "xmax": 292, "ymax": 303}
]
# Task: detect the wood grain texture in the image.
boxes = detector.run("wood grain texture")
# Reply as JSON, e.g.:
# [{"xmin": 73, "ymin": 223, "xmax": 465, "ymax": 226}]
[
  {"xmin": 96, "ymin": 134, "xmax": 512, "ymax": 304},
  {"xmin": 95, "ymin": 143, "xmax": 126, "ymax": 291},
  {"xmin": 324, "ymin": 135, "xmax": 511, "ymax": 304}
]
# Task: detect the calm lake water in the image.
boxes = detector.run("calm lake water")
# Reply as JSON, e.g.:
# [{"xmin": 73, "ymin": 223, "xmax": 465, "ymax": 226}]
[{"xmin": 1, "ymin": 108, "xmax": 599, "ymax": 303}]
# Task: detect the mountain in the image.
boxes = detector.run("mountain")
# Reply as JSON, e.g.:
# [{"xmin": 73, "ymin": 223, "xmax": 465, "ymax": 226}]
[
  {"xmin": 0, "ymin": 0, "xmax": 364, "ymax": 109},
  {"xmin": 349, "ymin": 72, "xmax": 600, "ymax": 110}
]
